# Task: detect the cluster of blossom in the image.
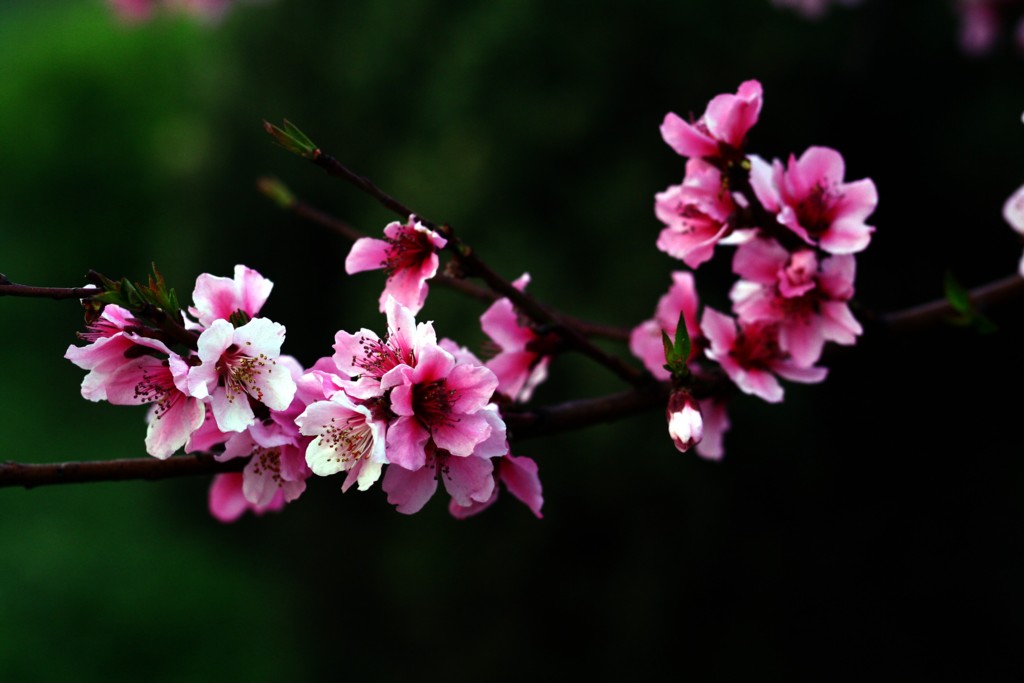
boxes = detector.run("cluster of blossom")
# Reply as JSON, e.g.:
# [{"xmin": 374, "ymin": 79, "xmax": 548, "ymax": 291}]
[
  {"xmin": 631, "ymin": 79, "xmax": 877, "ymax": 457},
  {"xmin": 109, "ymin": 0, "xmax": 235, "ymax": 23},
  {"xmin": 65, "ymin": 263, "xmax": 543, "ymax": 521},
  {"xmin": 955, "ymin": 0, "xmax": 1024, "ymax": 56}
]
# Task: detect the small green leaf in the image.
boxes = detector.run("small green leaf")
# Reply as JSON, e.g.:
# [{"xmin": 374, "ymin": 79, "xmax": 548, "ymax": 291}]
[
  {"xmin": 944, "ymin": 270, "xmax": 971, "ymax": 315},
  {"xmin": 263, "ymin": 119, "xmax": 319, "ymax": 159},
  {"xmin": 256, "ymin": 177, "xmax": 295, "ymax": 209},
  {"xmin": 673, "ymin": 312, "xmax": 691, "ymax": 363}
]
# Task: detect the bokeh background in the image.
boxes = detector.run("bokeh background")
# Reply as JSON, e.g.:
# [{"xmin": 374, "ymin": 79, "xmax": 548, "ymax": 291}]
[{"xmin": 1, "ymin": 0, "xmax": 1022, "ymax": 679}]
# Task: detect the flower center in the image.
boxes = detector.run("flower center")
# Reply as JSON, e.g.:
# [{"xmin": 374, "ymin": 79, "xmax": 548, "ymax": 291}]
[
  {"xmin": 385, "ymin": 226, "xmax": 434, "ymax": 272},
  {"xmin": 732, "ymin": 322, "xmax": 782, "ymax": 368},
  {"xmin": 219, "ymin": 348, "xmax": 274, "ymax": 404},
  {"xmin": 318, "ymin": 415, "xmax": 375, "ymax": 466},
  {"xmin": 352, "ymin": 335, "xmax": 404, "ymax": 380},
  {"xmin": 413, "ymin": 380, "xmax": 457, "ymax": 429},
  {"xmin": 797, "ymin": 182, "xmax": 840, "ymax": 237},
  {"xmin": 133, "ymin": 362, "xmax": 180, "ymax": 419},
  {"xmin": 249, "ymin": 447, "xmax": 284, "ymax": 487}
]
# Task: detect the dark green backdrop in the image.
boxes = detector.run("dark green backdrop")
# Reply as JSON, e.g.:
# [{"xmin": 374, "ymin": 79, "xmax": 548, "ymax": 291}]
[{"xmin": 1, "ymin": 1, "xmax": 1022, "ymax": 680}]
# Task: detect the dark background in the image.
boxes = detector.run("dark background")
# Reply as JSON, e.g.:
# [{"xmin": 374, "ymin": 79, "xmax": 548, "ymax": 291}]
[{"xmin": 1, "ymin": 0, "xmax": 1022, "ymax": 680}]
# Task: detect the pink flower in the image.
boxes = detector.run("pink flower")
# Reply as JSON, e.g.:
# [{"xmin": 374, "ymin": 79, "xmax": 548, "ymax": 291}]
[
  {"xmin": 217, "ymin": 432, "xmax": 310, "ymax": 509},
  {"xmin": 189, "ymin": 265, "xmax": 273, "ymax": 329},
  {"xmin": 381, "ymin": 406, "xmax": 507, "ymax": 515},
  {"xmin": 660, "ymin": 80, "xmax": 763, "ymax": 160},
  {"xmin": 208, "ymin": 473, "xmax": 286, "ymax": 523},
  {"xmin": 666, "ymin": 389, "xmax": 703, "ymax": 453},
  {"xmin": 64, "ymin": 304, "xmax": 140, "ymax": 401},
  {"xmin": 295, "ymin": 392, "xmax": 388, "ymax": 492},
  {"xmin": 750, "ymin": 148, "xmax": 877, "ymax": 254},
  {"xmin": 730, "ymin": 238, "xmax": 861, "ymax": 367},
  {"xmin": 187, "ymin": 318, "xmax": 297, "ymax": 432},
  {"xmin": 331, "ymin": 296, "xmax": 434, "ymax": 399},
  {"xmin": 655, "ymin": 158, "xmax": 742, "ymax": 268},
  {"xmin": 345, "ymin": 217, "xmax": 447, "ymax": 315},
  {"xmin": 383, "ymin": 342, "xmax": 504, "ymax": 469},
  {"xmin": 216, "ymin": 355, "xmax": 312, "ymax": 504},
  {"xmin": 630, "ymin": 271, "xmax": 701, "ymax": 380},
  {"xmin": 1003, "ymin": 182, "xmax": 1024, "ymax": 276},
  {"xmin": 448, "ymin": 453, "xmax": 544, "ymax": 519},
  {"xmin": 701, "ymin": 308, "xmax": 827, "ymax": 403},
  {"xmin": 100, "ymin": 337, "xmax": 205, "ymax": 459},
  {"xmin": 480, "ymin": 274, "xmax": 552, "ymax": 402}
]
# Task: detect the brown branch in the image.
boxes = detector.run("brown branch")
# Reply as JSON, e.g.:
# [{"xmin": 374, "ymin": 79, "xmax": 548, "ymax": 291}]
[
  {"xmin": 504, "ymin": 383, "xmax": 670, "ymax": 440},
  {"xmin": 0, "ymin": 454, "xmax": 243, "ymax": 490},
  {"xmin": 0, "ymin": 278, "xmax": 99, "ymax": 300},
  {"xmin": 880, "ymin": 274, "xmax": 1024, "ymax": 334},
  {"xmin": 0, "ymin": 385, "xmax": 668, "ymax": 489}
]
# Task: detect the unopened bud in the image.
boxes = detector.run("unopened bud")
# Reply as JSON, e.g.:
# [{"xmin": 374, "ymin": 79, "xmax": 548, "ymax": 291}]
[{"xmin": 666, "ymin": 389, "xmax": 703, "ymax": 453}]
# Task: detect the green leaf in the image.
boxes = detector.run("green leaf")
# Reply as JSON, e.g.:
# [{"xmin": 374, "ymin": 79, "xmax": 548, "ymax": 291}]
[
  {"xmin": 944, "ymin": 270, "xmax": 971, "ymax": 315},
  {"xmin": 256, "ymin": 176, "xmax": 295, "ymax": 209},
  {"xmin": 263, "ymin": 119, "xmax": 319, "ymax": 159},
  {"xmin": 673, "ymin": 312, "xmax": 691, "ymax": 364}
]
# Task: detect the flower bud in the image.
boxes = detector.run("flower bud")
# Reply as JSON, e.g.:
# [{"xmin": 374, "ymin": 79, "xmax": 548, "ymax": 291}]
[{"xmin": 666, "ymin": 389, "xmax": 703, "ymax": 453}]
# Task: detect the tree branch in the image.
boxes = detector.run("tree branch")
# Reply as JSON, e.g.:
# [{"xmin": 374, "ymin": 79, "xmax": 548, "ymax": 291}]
[
  {"xmin": 880, "ymin": 274, "xmax": 1024, "ymax": 334},
  {"xmin": 0, "ymin": 454, "xmax": 243, "ymax": 490},
  {"xmin": 0, "ymin": 277, "xmax": 99, "ymax": 300}
]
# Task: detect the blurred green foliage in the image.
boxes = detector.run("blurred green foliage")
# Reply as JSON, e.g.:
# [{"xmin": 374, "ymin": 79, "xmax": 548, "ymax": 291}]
[{"xmin": 1, "ymin": 0, "xmax": 1022, "ymax": 680}]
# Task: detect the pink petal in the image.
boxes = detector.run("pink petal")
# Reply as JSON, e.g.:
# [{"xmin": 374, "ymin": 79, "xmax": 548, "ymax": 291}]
[
  {"xmin": 208, "ymin": 474, "xmax": 249, "ymax": 523},
  {"xmin": 487, "ymin": 350, "xmax": 541, "ymax": 400},
  {"xmin": 779, "ymin": 318, "xmax": 827, "ymax": 368},
  {"xmin": 345, "ymin": 237, "xmax": 390, "ymax": 274},
  {"xmin": 431, "ymin": 411, "xmax": 492, "ymax": 457},
  {"xmin": 448, "ymin": 488, "xmax": 499, "ymax": 519},
  {"xmin": 700, "ymin": 308, "xmax": 737, "ymax": 356},
  {"xmin": 480, "ymin": 298, "xmax": 534, "ymax": 351},
  {"xmin": 1004, "ymin": 183, "xmax": 1024, "ymax": 234},
  {"xmin": 382, "ymin": 463, "xmax": 438, "ymax": 514},
  {"xmin": 791, "ymin": 146, "xmax": 845, "ymax": 195},
  {"xmin": 442, "ymin": 455, "xmax": 495, "ymax": 507},
  {"xmin": 448, "ymin": 363, "xmax": 499, "ymax": 414},
  {"xmin": 144, "ymin": 395, "xmax": 205, "ymax": 460},
  {"xmin": 748, "ymin": 155, "xmax": 782, "ymax": 214},
  {"xmin": 660, "ymin": 112, "xmax": 719, "ymax": 158},
  {"xmin": 735, "ymin": 368, "xmax": 784, "ymax": 403},
  {"xmin": 732, "ymin": 237, "xmax": 788, "ymax": 284},
  {"xmin": 695, "ymin": 400, "xmax": 729, "ymax": 461},
  {"xmin": 500, "ymin": 454, "xmax": 544, "ymax": 518},
  {"xmin": 385, "ymin": 416, "xmax": 431, "ymax": 470},
  {"xmin": 835, "ymin": 178, "xmax": 878, "ymax": 223},
  {"xmin": 772, "ymin": 361, "xmax": 828, "ymax": 385},
  {"xmin": 819, "ymin": 217, "xmax": 874, "ymax": 255}
]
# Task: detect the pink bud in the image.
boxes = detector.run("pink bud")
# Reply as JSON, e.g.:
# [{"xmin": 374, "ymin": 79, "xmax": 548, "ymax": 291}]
[{"xmin": 666, "ymin": 389, "xmax": 703, "ymax": 453}]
